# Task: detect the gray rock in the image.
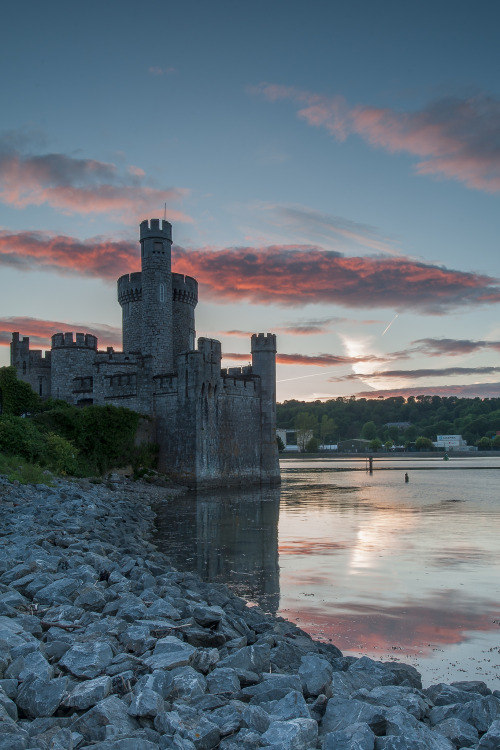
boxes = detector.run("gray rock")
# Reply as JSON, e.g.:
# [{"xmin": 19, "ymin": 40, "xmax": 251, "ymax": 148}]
[
  {"xmin": 429, "ymin": 695, "xmax": 500, "ymax": 733},
  {"xmin": 321, "ymin": 697, "xmax": 386, "ymax": 736},
  {"xmin": 16, "ymin": 675, "xmax": 69, "ymax": 718},
  {"xmin": 206, "ymin": 667, "xmax": 240, "ymax": 696},
  {"xmin": 207, "ymin": 704, "xmax": 242, "ymax": 735},
  {"xmin": 261, "ymin": 717, "xmax": 318, "ymax": 749},
  {"xmin": 84, "ymin": 741, "xmax": 160, "ymax": 750},
  {"xmin": 5, "ymin": 650, "xmax": 53, "ymax": 682},
  {"xmin": 192, "ymin": 604, "xmax": 224, "ymax": 627},
  {"xmin": 298, "ymin": 653, "xmax": 333, "ymax": 697},
  {"xmin": 322, "ymin": 721, "xmax": 375, "ymax": 750},
  {"xmin": 119, "ymin": 624, "xmax": 156, "ymax": 655},
  {"xmin": 143, "ymin": 635, "xmax": 196, "ymax": 670},
  {"xmin": 70, "ymin": 695, "xmax": 139, "ymax": 742},
  {"xmin": 451, "ymin": 680, "xmax": 492, "ymax": 697},
  {"xmin": 145, "ymin": 598, "xmax": 181, "ymax": 619},
  {"xmin": 240, "ymin": 703, "xmax": 271, "ymax": 733},
  {"xmin": 34, "ymin": 576, "xmax": 83, "ymax": 604},
  {"xmin": 349, "ymin": 657, "xmax": 396, "ymax": 686},
  {"xmin": 433, "ymin": 717, "xmax": 479, "ymax": 748},
  {"xmin": 135, "ymin": 670, "xmax": 174, "ymax": 699},
  {"xmin": 170, "ymin": 665, "xmax": 207, "ymax": 701},
  {"xmin": 375, "ymin": 732, "xmax": 455, "ymax": 750},
  {"xmin": 242, "ymin": 673, "xmax": 302, "ymax": 703},
  {"xmin": 262, "ymin": 689, "xmax": 310, "ymax": 721},
  {"xmin": 0, "ymin": 685, "xmax": 18, "ymax": 720},
  {"xmin": 478, "ymin": 719, "xmax": 500, "ymax": 749},
  {"xmin": 59, "ymin": 639, "xmax": 114, "ymax": 679},
  {"xmin": 63, "ymin": 675, "xmax": 113, "ymax": 710},
  {"xmin": 425, "ymin": 683, "xmax": 483, "ymax": 706},
  {"xmin": 127, "ymin": 687, "xmax": 165, "ymax": 717},
  {"xmin": 218, "ymin": 643, "xmax": 271, "ymax": 674},
  {"xmin": 352, "ymin": 685, "xmax": 429, "ymax": 720}
]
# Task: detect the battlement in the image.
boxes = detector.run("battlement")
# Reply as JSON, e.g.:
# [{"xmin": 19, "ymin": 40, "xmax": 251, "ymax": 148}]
[
  {"xmin": 118, "ymin": 272, "xmax": 142, "ymax": 304},
  {"xmin": 51, "ymin": 332, "xmax": 98, "ymax": 350},
  {"xmin": 140, "ymin": 218, "xmax": 172, "ymax": 241},
  {"xmin": 172, "ymin": 273, "xmax": 198, "ymax": 305},
  {"xmin": 251, "ymin": 332, "xmax": 277, "ymax": 352}
]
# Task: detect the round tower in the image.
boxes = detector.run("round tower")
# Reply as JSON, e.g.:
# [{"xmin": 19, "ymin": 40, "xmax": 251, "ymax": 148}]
[
  {"xmin": 118, "ymin": 271, "xmax": 142, "ymax": 353},
  {"xmin": 251, "ymin": 333, "xmax": 280, "ymax": 484},
  {"xmin": 172, "ymin": 273, "xmax": 198, "ymax": 359},
  {"xmin": 50, "ymin": 332, "xmax": 97, "ymax": 404},
  {"xmin": 140, "ymin": 218, "xmax": 173, "ymax": 375}
]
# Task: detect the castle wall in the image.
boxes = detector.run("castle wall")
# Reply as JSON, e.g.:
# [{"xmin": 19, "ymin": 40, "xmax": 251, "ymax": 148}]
[{"xmin": 10, "ymin": 333, "xmax": 52, "ymax": 399}]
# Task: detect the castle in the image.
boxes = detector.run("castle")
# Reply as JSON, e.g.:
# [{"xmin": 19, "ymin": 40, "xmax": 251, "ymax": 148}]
[{"xmin": 10, "ymin": 219, "xmax": 280, "ymax": 488}]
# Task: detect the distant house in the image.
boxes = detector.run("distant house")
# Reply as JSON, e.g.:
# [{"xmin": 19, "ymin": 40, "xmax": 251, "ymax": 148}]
[{"xmin": 384, "ymin": 421, "xmax": 411, "ymax": 430}]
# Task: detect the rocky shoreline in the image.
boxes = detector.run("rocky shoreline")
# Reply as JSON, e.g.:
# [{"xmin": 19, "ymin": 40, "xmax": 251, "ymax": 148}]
[{"xmin": 1, "ymin": 473, "xmax": 499, "ymax": 750}]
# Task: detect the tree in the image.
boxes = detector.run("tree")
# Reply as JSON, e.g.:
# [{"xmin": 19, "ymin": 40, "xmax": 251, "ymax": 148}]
[
  {"xmin": 370, "ymin": 438, "xmax": 383, "ymax": 452},
  {"xmin": 415, "ymin": 436, "xmax": 434, "ymax": 451},
  {"xmin": 361, "ymin": 421, "xmax": 377, "ymax": 440},
  {"xmin": 305, "ymin": 436, "xmax": 320, "ymax": 453},
  {"xmin": 384, "ymin": 440, "xmax": 394, "ymax": 451},
  {"xmin": 492, "ymin": 435, "xmax": 500, "ymax": 450},
  {"xmin": 477, "ymin": 436, "xmax": 492, "ymax": 450},
  {"xmin": 0, "ymin": 366, "xmax": 41, "ymax": 416},
  {"xmin": 295, "ymin": 412, "xmax": 318, "ymax": 451},
  {"xmin": 320, "ymin": 415, "xmax": 336, "ymax": 445},
  {"xmin": 276, "ymin": 435, "xmax": 285, "ymax": 452}
]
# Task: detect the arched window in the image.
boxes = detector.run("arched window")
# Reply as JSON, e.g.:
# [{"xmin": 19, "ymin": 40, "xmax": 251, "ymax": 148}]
[{"xmin": 159, "ymin": 283, "xmax": 165, "ymax": 302}]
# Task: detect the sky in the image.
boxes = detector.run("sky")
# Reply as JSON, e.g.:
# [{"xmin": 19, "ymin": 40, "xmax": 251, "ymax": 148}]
[{"xmin": 1, "ymin": 0, "xmax": 500, "ymax": 402}]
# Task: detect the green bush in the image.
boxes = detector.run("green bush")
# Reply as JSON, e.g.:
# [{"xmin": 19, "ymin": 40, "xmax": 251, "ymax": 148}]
[
  {"xmin": 0, "ymin": 366, "xmax": 41, "ymax": 416},
  {"xmin": 0, "ymin": 415, "xmax": 46, "ymax": 463},
  {"xmin": 44, "ymin": 432, "xmax": 78, "ymax": 475}
]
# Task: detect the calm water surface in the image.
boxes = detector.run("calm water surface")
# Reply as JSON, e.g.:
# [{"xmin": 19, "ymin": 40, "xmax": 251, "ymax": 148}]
[{"xmin": 155, "ymin": 456, "xmax": 500, "ymax": 689}]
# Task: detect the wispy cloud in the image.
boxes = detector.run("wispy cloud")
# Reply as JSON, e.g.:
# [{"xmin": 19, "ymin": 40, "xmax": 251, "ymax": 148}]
[
  {"xmin": 0, "ymin": 316, "xmax": 121, "ymax": 349},
  {"xmin": 0, "ymin": 230, "xmax": 138, "ymax": 279},
  {"xmin": 251, "ymin": 84, "xmax": 500, "ymax": 193},
  {"xmin": 411, "ymin": 337, "xmax": 500, "ymax": 356},
  {"xmin": 331, "ymin": 365, "xmax": 500, "ymax": 382},
  {"xmin": 224, "ymin": 351, "xmax": 387, "ymax": 367},
  {"xmin": 2, "ymin": 230, "xmax": 500, "ymax": 314},
  {"xmin": 356, "ymin": 382, "xmax": 500, "ymax": 399},
  {"xmin": 0, "ymin": 135, "xmax": 191, "ymax": 222}
]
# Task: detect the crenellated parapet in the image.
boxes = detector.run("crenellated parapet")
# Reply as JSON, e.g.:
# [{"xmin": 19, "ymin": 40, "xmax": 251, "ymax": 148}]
[
  {"xmin": 117, "ymin": 272, "xmax": 142, "ymax": 304},
  {"xmin": 251, "ymin": 332, "xmax": 277, "ymax": 352},
  {"xmin": 51, "ymin": 332, "xmax": 98, "ymax": 350},
  {"xmin": 172, "ymin": 273, "xmax": 198, "ymax": 306},
  {"xmin": 140, "ymin": 218, "xmax": 172, "ymax": 242}
]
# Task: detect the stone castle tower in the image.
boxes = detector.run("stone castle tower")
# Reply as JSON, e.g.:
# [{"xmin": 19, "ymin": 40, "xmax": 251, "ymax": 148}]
[{"xmin": 11, "ymin": 219, "xmax": 280, "ymax": 488}]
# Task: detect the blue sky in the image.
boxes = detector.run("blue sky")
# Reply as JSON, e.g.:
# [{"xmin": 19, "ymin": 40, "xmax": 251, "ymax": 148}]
[{"xmin": 2, "ymin": 0, "xmax": 500, "ymax": 401}]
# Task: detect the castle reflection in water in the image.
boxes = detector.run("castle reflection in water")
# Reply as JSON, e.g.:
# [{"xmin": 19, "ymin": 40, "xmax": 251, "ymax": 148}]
[{"xmin": 154, "ymin": 487, "xmax": 280, "ymax": 614}]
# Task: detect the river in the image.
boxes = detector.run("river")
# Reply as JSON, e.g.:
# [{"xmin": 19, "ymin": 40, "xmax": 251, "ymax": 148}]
[{"xmin": 155, "ymin": 455, "xmax": 500, "ymax": 689}]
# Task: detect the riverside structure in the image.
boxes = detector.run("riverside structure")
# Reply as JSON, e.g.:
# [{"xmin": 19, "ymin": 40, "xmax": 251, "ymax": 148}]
[{"xmin": 10, "ymin": 218, "xmax": 280, "ymax": 489}]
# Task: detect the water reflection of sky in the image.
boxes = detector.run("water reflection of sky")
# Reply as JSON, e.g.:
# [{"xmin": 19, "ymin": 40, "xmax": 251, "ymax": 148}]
[
  {"xmin": 279, "ymin": 457, "xmax": 500, "ymax": 688},
  {"xmin": 155, "ymin": 457, "xmax": 500, "ymax": 689}
]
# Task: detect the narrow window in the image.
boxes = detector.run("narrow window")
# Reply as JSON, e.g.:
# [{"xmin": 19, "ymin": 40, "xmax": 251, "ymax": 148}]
[
  {"xmin": 159, "ymin": 283, "xmax": 165, "ymax": 302},
  {"xmin": 22, "ymin": 361, "xmax": 27, "ymax": 374}
]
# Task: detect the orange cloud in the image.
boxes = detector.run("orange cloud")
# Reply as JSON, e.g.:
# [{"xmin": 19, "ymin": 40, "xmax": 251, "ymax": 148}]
[
  {"xmin": 223, "ymin": 352, "xmax": 387, "ymax": 367},
  {"xmin": 252, "ymin": 84, "xmax": 500, "ymax": 193},
  {"xmin": 0, "ymin": 139, "xmax": 191, "ymax": 222},
  {"xmin": 0, "ymin": 316, "xmax": 121, "ymax": 349}
]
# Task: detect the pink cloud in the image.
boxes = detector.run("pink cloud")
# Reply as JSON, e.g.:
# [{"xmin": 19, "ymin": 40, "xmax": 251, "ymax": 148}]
[
  {"xmin": 0, "ymin": 316, "xmax": 121, "ymax": 349},
  {"xmin": 2, "ymin": 229, "xmax": 500, "ymax": 314},
  {"xmin": 0, "ymin": 139, "xmax": 192, "ymax": 222},
  {"xmin": 252, "ymin": 84, "xmax": 500, "ymax": 192}
]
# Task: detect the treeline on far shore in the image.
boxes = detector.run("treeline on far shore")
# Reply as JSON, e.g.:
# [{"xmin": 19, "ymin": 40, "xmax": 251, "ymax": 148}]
[{"xmin": 277, "ymin": 395, "xmax": 500, "ymax": 452}]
